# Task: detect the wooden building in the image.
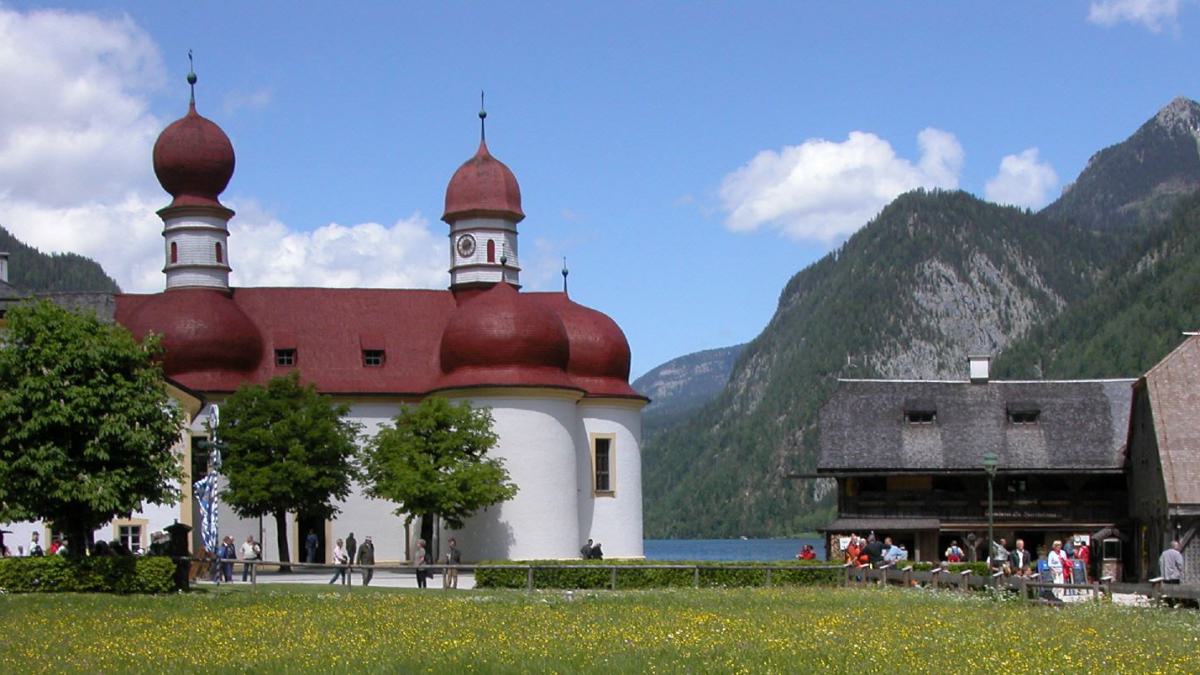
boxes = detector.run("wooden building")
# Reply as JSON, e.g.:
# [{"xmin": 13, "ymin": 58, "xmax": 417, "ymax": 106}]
[
  {"xmin": 1128, "ymin": 334, "xmax": 1200, "ymax": 583},
  {"xmin": 818, "ymin": 357, "xmax": 1134, "ymax": 565}
]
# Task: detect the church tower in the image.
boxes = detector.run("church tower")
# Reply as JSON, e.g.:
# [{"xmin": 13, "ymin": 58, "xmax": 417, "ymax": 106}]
[
  {"xmin": 442, "ymin": 100, "xmax": 524, "ymax": 290},
  {"xmin": 152, "ymin": 57, "xmax": 236, "ymax": 291}
]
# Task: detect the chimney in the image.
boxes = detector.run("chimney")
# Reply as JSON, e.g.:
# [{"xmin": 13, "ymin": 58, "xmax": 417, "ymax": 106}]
[
  {"xmin": 968, "ymin": 354, "xmax": 991, "ymax": 384},
  {"xmin": 0, "ymin": 252, "xmax": 8, "ymax": 284}
]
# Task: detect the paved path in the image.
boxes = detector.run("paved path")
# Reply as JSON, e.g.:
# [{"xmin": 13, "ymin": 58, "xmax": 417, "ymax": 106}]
[{"xmin": 199, "ymin": 569, "xmax": 477, "ymax": 590}]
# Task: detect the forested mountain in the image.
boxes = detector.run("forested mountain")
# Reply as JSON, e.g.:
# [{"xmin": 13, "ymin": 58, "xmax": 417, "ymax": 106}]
[
  {"xmin": 634, "ymin": 344, "xmax": 744, "ymax": 439},
  {"xmin": 995, "ymin": 189, "xmax": 1200, "ymax": 379},
  {"xmin": 1041, "ymin": 97, "xmax": 1200, "ymax": 232},
  {"xmin": 642, "ymin": 96, "xmax": 1200, "ymax": 538},
  {"xmin": 0, "ymin": 226, "xmax": 120, "ymax": 293}
]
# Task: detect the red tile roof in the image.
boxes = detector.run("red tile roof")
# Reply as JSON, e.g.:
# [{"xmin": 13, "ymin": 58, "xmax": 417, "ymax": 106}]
[{"xmin": 115, "ymin": 286, "xmax": 644, "ymax": 400}]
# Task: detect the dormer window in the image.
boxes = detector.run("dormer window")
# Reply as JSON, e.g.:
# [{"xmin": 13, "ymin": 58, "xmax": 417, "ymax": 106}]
[
  {"xmin": 362, "ymin": 349, "xmax": 385, "ymax": 367},
  {"xmin": 1007, "ymin": 401, "xmax": 1040, "ymax": 425},
  {"xmin": 903, "ymin": 398, "xmax": 936, "ymax": 424},
  {"xmin": 1009, "ymin": 410, "xmax": 1040, "ymax": 424},
  {"xmin": 906, "ymin": 410, "xmax": 936, "ymax": 424},
  {"xmin": 275, "ymin": 348, "xmax": 296, "ymax": 367}
]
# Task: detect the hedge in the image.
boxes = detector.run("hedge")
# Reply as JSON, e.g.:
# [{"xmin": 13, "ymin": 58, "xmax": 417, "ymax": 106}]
[
  {"xmin": 474, "ymin": 560, "xmax": 842, "ymax": 590},
  {"xmin": 0, "ymin": 555, "xmax": 175, "ymax": 593}
]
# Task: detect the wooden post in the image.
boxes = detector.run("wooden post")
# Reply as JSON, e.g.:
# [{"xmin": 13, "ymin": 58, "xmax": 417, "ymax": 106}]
[
  {"xmin": 1018, "ymin": 575, "xmax": 1027, "ymax": 601},
  {"xmin": 932, "ymin": 567, "xmax": 941, "ymax": 590},
  {"xmin": 526, "ymin": 566, "xmax": 534, "ymax": 593},
  {"xmin": 694, "ymin": 566, "xmax": 700, "ymax": 588},
  {"xmin": 610, "ymin": 567, "xmax": 617, "ymax": 591},
  {"xmin": 765, "ymin": 568, "xmax": 773, "ymax": 587}
]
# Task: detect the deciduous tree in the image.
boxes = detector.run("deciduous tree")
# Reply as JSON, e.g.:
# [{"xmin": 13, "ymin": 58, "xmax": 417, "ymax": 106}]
[
  {"xmin": 0, "ymin": 301, "xmax": 183, "ymax": 554},
  {"xmin": 362, "ymin": 397, "xmax": 517, "ymax": 550},
  {"xmin": 217, "ymin": 371, "xmax": 360, "ymax": 571}
]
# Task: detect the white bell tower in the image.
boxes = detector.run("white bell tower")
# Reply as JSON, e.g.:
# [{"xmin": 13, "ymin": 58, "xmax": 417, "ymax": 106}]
[{"xmin": 443, "ymin": 98, "xmax": 525, "ymax": 291}]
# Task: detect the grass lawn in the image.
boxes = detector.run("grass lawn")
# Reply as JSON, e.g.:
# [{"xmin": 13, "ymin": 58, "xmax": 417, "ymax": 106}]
[{"xmin": 2, "ymin": 585, "xmax": 1198, "ymax": 673}]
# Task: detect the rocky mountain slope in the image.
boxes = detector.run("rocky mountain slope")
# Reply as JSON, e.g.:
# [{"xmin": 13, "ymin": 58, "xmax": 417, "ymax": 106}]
[
  {"xmin": 642, "ymin": 96, "xmax": 1200, "ymax": 538},
  {"xmin": 634, "ymin": 344, "xmax": 745, "ymax": 438}
]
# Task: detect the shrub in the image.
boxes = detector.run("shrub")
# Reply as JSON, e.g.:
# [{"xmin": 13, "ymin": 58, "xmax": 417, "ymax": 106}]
[
  {"xmin": 0, "ymin": 555, "xmax": 175, "ymax": 593},
  {"xmin": 474, "ymin": 560, "xmax": 841, "ymax": 590}
]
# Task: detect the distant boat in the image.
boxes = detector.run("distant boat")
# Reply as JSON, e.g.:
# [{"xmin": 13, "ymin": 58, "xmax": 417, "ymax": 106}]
[{"xmin": 739, "ymin": 536, "xmax": 749, "ymax": 540}]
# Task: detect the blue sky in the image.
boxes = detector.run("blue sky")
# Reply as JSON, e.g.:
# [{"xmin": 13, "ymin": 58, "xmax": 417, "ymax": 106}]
[{"xmin": 0, "ymin": 2, "xmax": 1196, "ymax": 376}]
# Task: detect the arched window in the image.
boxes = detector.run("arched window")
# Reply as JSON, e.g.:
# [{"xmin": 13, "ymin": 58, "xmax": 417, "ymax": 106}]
[
  {"xmin": 170, "ymin": 242, "xmax": 177, "ymax": 264},
  {"xmin": 487, "ymin": 239, "xmax": 495, "ymax": 263},
  {"xmin": 215, "ymin": 242, "xmax": 223, "ymax": 264}
]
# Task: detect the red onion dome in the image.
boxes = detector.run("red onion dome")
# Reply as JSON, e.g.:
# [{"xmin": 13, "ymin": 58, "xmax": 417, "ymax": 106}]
[
  {"xmin": 123, "ymin": 288, "xmax": 262, "ymax": 376},
  {"xmin": 556, "ymin": 301, "xmax": 631, "ymax": 380},
  {"xmin": 442, "ymin": 141, "xmax": 524, "ymax": 223},
  {"xmin": 153, "ymin": 103, "xmax": 235, "ymax": 209},
  {"xmin": 541, "ymin": 295, "xmax": 643, "ymax": 399},
  {"xmin": 436, "ymin": 282, "xmax": 575, "ymax": 390}
]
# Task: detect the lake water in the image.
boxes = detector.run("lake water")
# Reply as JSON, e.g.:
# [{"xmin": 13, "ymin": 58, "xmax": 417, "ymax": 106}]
[{"xmin": 644, "ymin": 538, "xmax": 825, "ymax": 562}]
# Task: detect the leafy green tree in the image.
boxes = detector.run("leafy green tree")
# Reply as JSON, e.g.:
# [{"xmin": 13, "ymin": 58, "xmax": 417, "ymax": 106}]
[
  {"xmin": 0, "ymin": 300, "xmax": 183, "ymax": 554},
  {"xmin": 362, "ymin": 397, "xmax": 518, "ymax": 549},
  {"xmin": 218, "ymin": 372, "xmax": 361, "ymax": 571}
]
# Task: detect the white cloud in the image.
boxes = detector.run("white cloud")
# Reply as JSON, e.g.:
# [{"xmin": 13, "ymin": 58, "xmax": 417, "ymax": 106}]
[
  {"xmin": 984, "ymin": 148, "xmax": 1059, "ymax": 209},
  {"xmin": 719, "ymin": 128, "xmax": 963, "ymax": 241},
  {"xmin": 228, "ymin": 204, "xmax": 447, "ymax": 289},
  {"xmin": 1088, "ymin": 0, "xmax": 1182, "ymax": 32},
  {"xmin": 0, "ymin": 7, "xmax": 450, "ymax": 294}
]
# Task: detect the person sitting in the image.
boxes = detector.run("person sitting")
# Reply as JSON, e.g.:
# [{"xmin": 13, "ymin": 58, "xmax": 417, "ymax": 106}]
[
  {"xmin": 580, "ymin": 539, "xmax": 594, "ymax": 560},
  {"xmin": 797, "ymin": 544, "xmax": 816, "ymax": 561},
  {"xmin": 589, "ymin": 542, "xmax": 603, "ymax": 560}
]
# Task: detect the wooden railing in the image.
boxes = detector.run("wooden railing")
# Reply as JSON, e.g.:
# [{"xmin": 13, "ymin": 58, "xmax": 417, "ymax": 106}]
[{"xmin": 841, "ymin": 562, "xmax": 1200, "ymax": 604}]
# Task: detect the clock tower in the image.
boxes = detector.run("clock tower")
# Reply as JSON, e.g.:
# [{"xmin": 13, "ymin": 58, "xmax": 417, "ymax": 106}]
[{"xmin": 443, "ymin": 105, "xmax": 524, "ymax": 290}]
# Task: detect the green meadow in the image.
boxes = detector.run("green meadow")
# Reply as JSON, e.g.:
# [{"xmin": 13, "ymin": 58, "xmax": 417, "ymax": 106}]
[{"xmin": 2, "ymin": 585, "xmax": 1198, "ymax": 673}]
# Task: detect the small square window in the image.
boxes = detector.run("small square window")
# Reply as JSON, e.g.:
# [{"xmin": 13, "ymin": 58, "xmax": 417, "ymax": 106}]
[
  {"xmin": 905, "ymin": 410, "xmax": 936, "ymax": 424},
  {"xmin": 275, "ymin": 348, "xmax": 296, "ymax": 366},
  {"xmin": 118, "ymin": 524, "xmax": 143, "ymax": 552},
  {"xmin": 363, "ymin": 349, "xmax": 385, "ymax": 367}
]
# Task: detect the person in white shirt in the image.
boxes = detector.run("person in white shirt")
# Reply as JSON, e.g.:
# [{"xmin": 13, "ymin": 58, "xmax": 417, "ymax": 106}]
[
  {"xmin": 241, "ymin": 535, "xmax": 261, "ymax": 582},
  {"xmin": 1047, "ymin": 540, "xmax": 1070, "ymax": 598},
  {"xmin": 328, "ymin": 539, "xmax": 349, "ymax": 585}
]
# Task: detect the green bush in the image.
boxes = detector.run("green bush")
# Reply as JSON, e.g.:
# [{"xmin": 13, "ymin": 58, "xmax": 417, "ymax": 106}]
[
  {"xmin": 0, "ymin": 555, "xmax": 175, "ymax": 593},
  {"xmin": 474, "ymin": 560, "xmax": 841, "ymax": 590}
]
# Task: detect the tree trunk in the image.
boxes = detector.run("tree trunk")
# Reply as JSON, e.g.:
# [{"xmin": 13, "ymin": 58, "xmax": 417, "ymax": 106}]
[
  {"xmin": 274, "ymin": 511, "xmax": 292, "ymax": 573},
  {"xmin": 420, "ymin": 514, "xmax": 434, "ymax": 560}
]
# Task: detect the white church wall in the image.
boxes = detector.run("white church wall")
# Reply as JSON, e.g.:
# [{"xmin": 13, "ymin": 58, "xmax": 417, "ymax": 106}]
[
  {"xmin": 580, "ymin": 402, "xmax": 645, "ymax": 559},
  {"xmin": 444, "ymin": 392, "xmax": 582, "ymax": 561}
]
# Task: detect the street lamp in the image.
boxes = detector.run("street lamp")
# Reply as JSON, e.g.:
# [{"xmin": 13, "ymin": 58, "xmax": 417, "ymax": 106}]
[{"xmin": 983, "ymin": 451, "xmax": 999, "ymax": 570}]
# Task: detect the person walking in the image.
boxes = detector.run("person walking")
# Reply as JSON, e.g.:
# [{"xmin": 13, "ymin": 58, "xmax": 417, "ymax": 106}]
[
  {"xmin": 443, "ymin": 538, "xmax": 462, "ymax": 589},
  {"xmin": 328, "ymin": 538, "xmax": 349, "ymax": 585},
  {"xmin": 28, "ymin": 531, "xmax": 43, "ymax": 557},
  {"xmin": 414, "ymin": 539, "xmax": 429, "ymax": 589},
  {"xmin": 241, "ymin": 535, "xmax": 261, "ymax": 582},
  {"xmin": 357, "ymin": 536, "xmax": 375, "ymax": 587},
  {"xmin": 345, "ymin": 532, "xmax": 357, "ymax": 566},
  {"xmin": 305, "ymin": 529, "xmax": 319, "ymax": 564}
]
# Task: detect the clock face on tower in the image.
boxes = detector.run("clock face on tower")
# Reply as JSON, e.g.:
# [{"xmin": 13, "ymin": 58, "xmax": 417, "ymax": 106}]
[{"xmin": 456, "ymin": 234, "xmax": 476, "ymax": 258}]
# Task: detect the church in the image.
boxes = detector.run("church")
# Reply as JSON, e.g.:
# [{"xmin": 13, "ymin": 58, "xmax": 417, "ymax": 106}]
[{"xmin": 4, "ymin": 72, "xmax": 647, "ymax": 563}]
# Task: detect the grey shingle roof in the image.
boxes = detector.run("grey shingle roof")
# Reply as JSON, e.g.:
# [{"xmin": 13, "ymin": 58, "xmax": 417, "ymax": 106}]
[{"xmin": 819, "ymin": 378, "xmax": 1134, "ymax": 472}]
